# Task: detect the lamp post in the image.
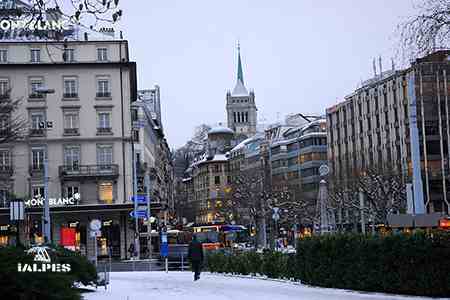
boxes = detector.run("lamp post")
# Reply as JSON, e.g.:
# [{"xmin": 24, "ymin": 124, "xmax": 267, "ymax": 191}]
[{"xmin": 35, "ymin": 87, "xmax": 55, "ymax": 244}]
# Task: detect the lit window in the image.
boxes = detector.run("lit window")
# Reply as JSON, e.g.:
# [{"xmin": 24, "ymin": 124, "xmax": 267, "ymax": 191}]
[{"xmin": 98, "ymin": 182, "xmax": 113, "ymax": 204}]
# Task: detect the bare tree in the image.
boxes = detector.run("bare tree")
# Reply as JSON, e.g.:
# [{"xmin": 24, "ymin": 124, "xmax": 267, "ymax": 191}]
[
  {"xmin": 0, "ymin": 0, "xmax": 122, "ymax": 28},
  {"xmin": 398, "ymin": 0, "xmax": 450, "ymax": 61},
  {"xmin": 329, "ymin": 167, "xmax": 407, "ymax": 232},
  {"xmin": 0, "ymin": 94, "xmax": 26, "ymax": 144}
]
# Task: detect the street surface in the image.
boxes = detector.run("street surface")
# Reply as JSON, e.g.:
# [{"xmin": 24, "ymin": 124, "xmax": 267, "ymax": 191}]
[{"xmin": 83, "ymin": 272, "xmax": 446, "ymax": 300}]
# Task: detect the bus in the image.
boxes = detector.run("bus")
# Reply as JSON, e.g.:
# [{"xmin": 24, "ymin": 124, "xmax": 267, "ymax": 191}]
[{"xmin": 192, "ymin": 224, "xmax": 249, "ymax": 250}]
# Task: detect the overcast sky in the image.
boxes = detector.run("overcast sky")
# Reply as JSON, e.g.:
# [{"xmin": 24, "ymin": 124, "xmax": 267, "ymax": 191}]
[{"xmin": 119, "ymin": 0, "xmax": 417, "ymax": 149}]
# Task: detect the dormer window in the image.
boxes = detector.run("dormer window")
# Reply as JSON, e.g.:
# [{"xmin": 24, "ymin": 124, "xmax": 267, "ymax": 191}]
[
  {"xmin": 30, "ymin": 49, "xmax": 40, "ymax": 63},
  {"xmin": 97, "ymin": 48, "xmax": 108, "ymax": 61}
]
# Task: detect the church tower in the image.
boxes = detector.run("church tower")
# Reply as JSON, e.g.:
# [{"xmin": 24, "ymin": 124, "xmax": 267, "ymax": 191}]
[{"xmin": 226, "ymin": 43, "xmax": 257, "ymax": 138}]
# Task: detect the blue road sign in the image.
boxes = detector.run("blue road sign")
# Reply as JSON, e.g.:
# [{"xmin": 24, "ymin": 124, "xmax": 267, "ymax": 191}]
[
  {"xmin": 160, "ymin": 232, "xmax": 168, "ymax": 258},
  {"xmin": 130, "ymin": 210, "xmax": 148, "ymax": 219},
  {"xmin": 130, "ymin": 195, "xmax": 149, "ymax": 204}
]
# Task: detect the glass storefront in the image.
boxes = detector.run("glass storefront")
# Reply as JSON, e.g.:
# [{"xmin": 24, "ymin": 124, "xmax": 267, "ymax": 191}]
[
  {"xmin": 0, "ymin": 224, "xmax": 10, "ymax": 246},
  {"xmin": 97, "ymin": 219, "xmax": 120, "ymax": 258},
  {"xmin": 60, "ymin": 221, "xmax": 87, "ymax": 254}
]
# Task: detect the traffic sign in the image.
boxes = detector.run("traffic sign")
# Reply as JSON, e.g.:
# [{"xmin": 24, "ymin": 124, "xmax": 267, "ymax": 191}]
[
  {"xmin": 130, "ymin": 195, "xmax": 149, "ymax": 204},
  {"xmin": 160, "ymin": 232, "xmax": 168, "ymax": 258},
  {"xmin": 130, "ymin": 210, "xmax": 148, "ymax": 219}
]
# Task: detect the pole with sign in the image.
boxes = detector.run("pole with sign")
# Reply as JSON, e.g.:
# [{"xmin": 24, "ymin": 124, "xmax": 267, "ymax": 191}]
[
  {"xmin": 90, "ymin": 219, "xmax": 102, "ymax": 268},
  {"xmin": 160, "ymin": 228, "xmax": 168, "ymax": 273},
  {"xmin": 144, "ymin": 173, "xmax": 152, "ymax": 260}
]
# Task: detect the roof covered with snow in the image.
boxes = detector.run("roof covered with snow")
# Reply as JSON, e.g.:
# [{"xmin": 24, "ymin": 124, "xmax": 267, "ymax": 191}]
[{"xmin": 208, "ymin": 126, "xmax": 234, "ymax": 135}]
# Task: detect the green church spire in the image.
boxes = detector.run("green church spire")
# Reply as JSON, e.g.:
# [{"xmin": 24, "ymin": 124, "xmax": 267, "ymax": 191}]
[{"xmin": 237, "ymin": 42, "xmax": 244, "ymax": 84}]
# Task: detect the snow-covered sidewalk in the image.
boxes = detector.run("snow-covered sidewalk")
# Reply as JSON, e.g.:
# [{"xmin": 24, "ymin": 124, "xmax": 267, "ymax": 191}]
[{"xmin": 83, "ymin": 272, "xmax": 448, "ymax": 300}]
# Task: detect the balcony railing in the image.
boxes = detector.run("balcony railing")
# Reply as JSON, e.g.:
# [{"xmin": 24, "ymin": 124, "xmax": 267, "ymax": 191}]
[
  {"xmin": 29, "ymin": 93, "xmax": 45, "ymax": 99},
  {"xmin": 97, "ymin": 127, "xmax": 112, "ymax": 134},
  {"xmin": 59, "ymin": 164, "xmax": 119, "ymax": 180},
  {"xmin": 29, "ymin": 165, "xmax": 44, "ymax": 176},
  {"xmin": 0, "ymin": 93, "xmax": 10, "ymax": 101},
  {"xmin": 29, "ymin": 128, "xmax": 45, "ymax": 136},
  {"xmin": 96, "ymin": 92, "xmax": 111, "ymax": 98},
  {"xmin": 63, "ymin": 93, "xmax": 78, "ymax": 98},
  {"xmin": 64, "ymin": 128, "xmax": 79, "ymax": 135}
]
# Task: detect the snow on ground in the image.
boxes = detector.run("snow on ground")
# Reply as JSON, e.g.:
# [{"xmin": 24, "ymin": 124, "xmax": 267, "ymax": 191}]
[{"xmin": 83, "ymin": 272, "xmax": 447, "ymax": 300}]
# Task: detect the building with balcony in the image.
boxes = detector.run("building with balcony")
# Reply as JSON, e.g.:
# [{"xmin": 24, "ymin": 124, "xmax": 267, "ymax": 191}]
[
  {"xmin": 0, "ymin": 33, "xmax": 140, "ymax": 259},
  {"xmin": 326, "ymin": 50, "xmax": 450, "ymax": 217}
]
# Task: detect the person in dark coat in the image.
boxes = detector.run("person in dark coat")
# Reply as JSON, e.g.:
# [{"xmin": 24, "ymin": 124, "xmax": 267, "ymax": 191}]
[{"xmin": 187, "ymin": 235, "xmax": 204, "ymax": 281}]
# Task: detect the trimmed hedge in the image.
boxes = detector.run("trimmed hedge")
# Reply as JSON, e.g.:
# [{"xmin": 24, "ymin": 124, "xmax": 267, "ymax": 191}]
[
  {"xmin": 0, "ymin": 245, "xmax": 97, "ymax": 300},
  {"xmin": 206, "ymin": 231, "xmax": 450, "ymax": 297}
]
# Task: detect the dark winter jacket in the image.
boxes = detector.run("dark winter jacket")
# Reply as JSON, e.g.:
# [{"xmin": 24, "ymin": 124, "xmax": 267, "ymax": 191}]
[{"xmin": 187, "ymin": 239, "xmax": 204, "ymax": 263}]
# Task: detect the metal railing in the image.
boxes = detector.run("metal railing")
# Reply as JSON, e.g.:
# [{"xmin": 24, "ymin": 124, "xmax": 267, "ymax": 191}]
[{"xmin": 59, "ymin": 164, "xmax": 119, "ymax": 178}]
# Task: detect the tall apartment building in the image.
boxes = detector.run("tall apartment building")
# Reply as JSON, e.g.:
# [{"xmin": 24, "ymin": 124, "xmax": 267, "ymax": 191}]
[
  {"xmin": 0, "ymin": 38, "xmax": 138, "ymax": 259},
  {"xmin": 327, "ymin": 50, "xmax": 450, "ymax": 215}
]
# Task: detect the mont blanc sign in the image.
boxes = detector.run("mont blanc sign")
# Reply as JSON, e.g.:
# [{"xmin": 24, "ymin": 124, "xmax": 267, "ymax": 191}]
[
  {"xmin": 0, "ymin": 20, "xmax": 70, "ymax": 31},
  {"xmin": 24, "ymin": 193, "xmax": 80, "ymax": 208}
]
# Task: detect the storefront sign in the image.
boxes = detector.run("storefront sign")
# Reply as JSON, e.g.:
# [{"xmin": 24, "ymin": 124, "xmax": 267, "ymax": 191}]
[
  {"xmin": 24, "ymin": 193, "xmax": 80, "ymax": 208},
  {"xmin": 0, "ymin": 20, "xmax": 69, "ymax": 31},
  {"xmin": 17, "ymin": 247, "xmax": 71, "ymax": 273}
]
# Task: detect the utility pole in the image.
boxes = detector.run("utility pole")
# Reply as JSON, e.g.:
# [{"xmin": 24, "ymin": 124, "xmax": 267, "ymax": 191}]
[
  {"xmin": 131, "ymin": 140, "xmax": 140, "ymax": 259},
  {"xmin": 144, "ymin": 173, "xmax": 152, "ymax": 260}
]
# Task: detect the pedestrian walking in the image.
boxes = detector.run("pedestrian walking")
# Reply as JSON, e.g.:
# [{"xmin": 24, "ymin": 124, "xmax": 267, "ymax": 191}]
[
  {"xmin": 187, "ymin": 235, "xmax": 204, "ymax": 281},
  {"xmin": 128, "ymin": 243, "xmax": 135, "ymax": 259}
]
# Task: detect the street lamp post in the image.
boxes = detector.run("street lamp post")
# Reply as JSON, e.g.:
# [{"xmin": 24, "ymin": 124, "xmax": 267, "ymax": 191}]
[{"xmin": 36, "ymin": 87, "xmax": 54, "ymax": 244}]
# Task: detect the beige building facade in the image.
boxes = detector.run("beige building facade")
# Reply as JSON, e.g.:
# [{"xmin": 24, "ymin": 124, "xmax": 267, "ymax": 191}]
[{"xmin": 0, "ymin": 38, "xmax": 138, "ymax": 259}]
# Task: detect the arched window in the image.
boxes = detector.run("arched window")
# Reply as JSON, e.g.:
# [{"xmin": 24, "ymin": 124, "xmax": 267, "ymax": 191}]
[
  {"xmin": 237, "ymin": 112, "xmax": 241, "ymax": 123},
  {"xmin": 245, "ymin": 112, "xmax": 249, "ymax": 122},
  {"xmin": 233, "ymin": 112, "xmax": 237, "ymax": 123}
]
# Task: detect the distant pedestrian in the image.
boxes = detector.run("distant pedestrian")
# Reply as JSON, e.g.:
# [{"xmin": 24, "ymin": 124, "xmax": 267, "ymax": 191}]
[
  {"xmin": 128, "ymin": 243, "xmax": 135, "ymax": 259},
  {"xmin": 187, "ymin": 235, "xmax": 204, "ymax": 281}
]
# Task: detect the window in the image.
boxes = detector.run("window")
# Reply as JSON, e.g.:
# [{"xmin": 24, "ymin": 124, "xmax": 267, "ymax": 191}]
[
  {"xmin": 96, "ymin": 77, "xmax": 110, "ymax": 97},
  {"xmin": 0, "ymin": 189, "xmax": 8, "ymax": 208},
  {"xmin": 29, "ymin": 78, "xmax": 44, "ymax": 99},
  {"xmin": 64, "ymin": 111, "xmax": 79, "ymax": 134},
  {"xmin": 63, "ymin": 77, "xmax": 77, "ymax": 98},
  {"xmin": 65, "ymin": 186, "xmax": 79, "ymax": 199},
  {"xmin": 32, "ymin": 186, "xmax": 45, "ymax": 199},
  {"xmin": 0, "ymin": 49, "xmax": 6, "ymax": 63},
  {"xmin": 97, "ymin": 48, "xmax": 108, "ymax": 61},
  {"xmin": 30, "ymin": 49, "xmax": 40, "ymax": 63},
  {"xmin": 214, "ymin": 176, "xmax": 220, "ymax": 185},
  {"xmin": 30, "ymin": 111, "xmax": 45, "ymax": 129},
  {"xmin": 63, "ymin": 48, "xmax": 75, "ymax": 62},
  {"xmin": 0, "ymin": 150, "xmax": 10, "ymax": 171},
  {"xmin": 0, "ymin": 79, "xmax": 9, "ymax": 98},
  {"xmin": 97, "ymin": 145, "xmax": 113, "ymax": 167},
  {"xmin": 0, "ymin": 0, "xmax": 14, "ymax": 9},
  {"xmin": 97, "ymin": 112, "xmax": 111, "ymax": 133},
  {"xmin": 64, "ymin": 146, "xmax": 80, "ymax": 170},
  {"xmin": 31, "ymin": 148, "xmax": 45, "ymax": 170},
  {"xmin": 30, "ymin": 111, "xmax": 45, "ymax": 136},
  {"xmin": 98, "ymin": 182, "xmax": 113, "ymax": 204}
]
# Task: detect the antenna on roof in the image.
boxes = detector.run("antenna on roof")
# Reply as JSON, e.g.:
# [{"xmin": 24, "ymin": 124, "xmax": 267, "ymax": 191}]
[
  {"xmin": 372, "ymin": 58, "xmax": 377, "ymax": 77},
  {"xmin": 378, "ymin": 56, "xmax": 382, "ymax": 77}
]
